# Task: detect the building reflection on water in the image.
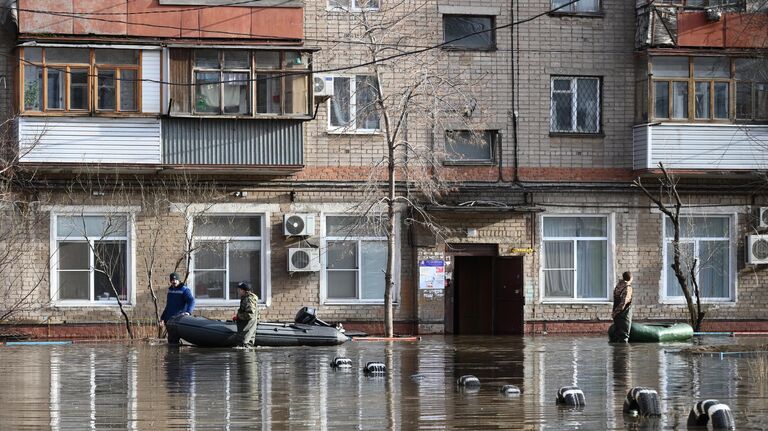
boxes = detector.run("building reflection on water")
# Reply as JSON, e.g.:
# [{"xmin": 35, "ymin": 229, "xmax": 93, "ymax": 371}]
[{"xmin": 0, "ymin": 336, "xmax": 764, "ymax": 429}]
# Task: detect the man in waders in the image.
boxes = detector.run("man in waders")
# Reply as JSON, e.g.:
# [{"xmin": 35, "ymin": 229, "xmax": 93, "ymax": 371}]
[
  {"xmin": 233, "ymin": 281, "xmax": 259, "ymax": 348},
  {"xmin": 611, "ymin": 271, "xmax": 633, "ymax": 343}
]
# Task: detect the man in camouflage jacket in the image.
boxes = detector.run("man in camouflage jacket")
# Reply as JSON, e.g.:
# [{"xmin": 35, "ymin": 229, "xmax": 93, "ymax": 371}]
[{"xmin": 233, "ymin": 281, "xmax": 259, "ymax": 347}]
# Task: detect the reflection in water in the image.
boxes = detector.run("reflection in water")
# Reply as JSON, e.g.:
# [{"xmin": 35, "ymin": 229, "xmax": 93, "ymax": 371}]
[{"xmin": 0, "ymin": 336, "xmax": 767, "ymax": 429}]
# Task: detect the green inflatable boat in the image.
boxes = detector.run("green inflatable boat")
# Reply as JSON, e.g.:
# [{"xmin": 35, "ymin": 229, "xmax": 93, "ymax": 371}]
[{"xmin": 608, "ymin": 322, "xmax": 693, "ymax": 342}]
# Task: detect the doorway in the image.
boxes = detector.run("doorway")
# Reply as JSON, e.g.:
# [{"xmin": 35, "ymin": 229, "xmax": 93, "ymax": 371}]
[{"xmin": 452, "ymin": 249, "xmax": 524, "ymax": 335}]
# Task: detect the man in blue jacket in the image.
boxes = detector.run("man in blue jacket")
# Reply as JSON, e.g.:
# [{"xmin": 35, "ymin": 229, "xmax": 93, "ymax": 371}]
[{"xmin": 161, "ymin": 272, "xmax": 195, "ymax": 344}]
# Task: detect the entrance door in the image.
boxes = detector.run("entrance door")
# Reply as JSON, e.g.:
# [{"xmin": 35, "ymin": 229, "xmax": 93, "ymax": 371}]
[
  {"xmin": 454, "ymin": 255, "xmax": 524, "ymax": 335},
  {"xmin": 493, "ymin": 257, "xmax": 524, "ymax": 334}
]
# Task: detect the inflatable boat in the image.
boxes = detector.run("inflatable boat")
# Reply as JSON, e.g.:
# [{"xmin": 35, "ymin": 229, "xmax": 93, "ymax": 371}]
[
  {"xmin": 608, "ymin": 322, "xmax": 693, "ymax": 342},
  {"xmin": 166, "ymin": 308, "xmax": 349, "ymax": 347}
]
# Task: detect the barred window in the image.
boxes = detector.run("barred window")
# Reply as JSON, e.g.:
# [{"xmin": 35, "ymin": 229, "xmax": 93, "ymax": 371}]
[
  {"xmin": 550, "ymin": 76, "xmax": 601, "ymax": 134},
  {"xmin": 552, "ymin": 0, "xmax": 600, "ymax": 13}
]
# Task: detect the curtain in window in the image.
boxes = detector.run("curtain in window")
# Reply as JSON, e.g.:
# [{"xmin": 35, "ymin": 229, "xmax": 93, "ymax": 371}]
[
  {"xmin": 672, "ymin": 82, "xmax": 689, "ymax": 119},
  {"xmin": 356, "ymin": 76, "xmax": 380, "ymax": 129},
  {"xmin": 330, "ymin": 77, "xmax": 351, "ymax": 127},
  {"xmin": 24, "ymin": 65, "xmax": 42, "ymax": 110},
  {"xmin": 665, "ymin": 241, "xmax": 694, "ymax": 297},
  {"xmin": 544, "ymin": 241, "xmax": 574, "ymax": 297},
  {"xmin": 699, "ymin": 240, "xmax": 728, "ymax": 298},
  {"xmin": 576, "ymin": 78, "xmax": 598, "ymax": 132},
  {"xmin": 576, "ymin": 240, "xmax": 606, "ymax": 298},
  {"xmin": 195, "ymin": 72, "xmax": 219, "ymax": 113},
  {"xmin": 327, "ymin": 240, "xmax": 357, "ymax": 298},
  {"xmin": 223, "ymin": 72, "xmax": 249, "ymax": 114},
  {"xmin": 361, "ymin": 241, "xmax": 386, "ymax": 299}
]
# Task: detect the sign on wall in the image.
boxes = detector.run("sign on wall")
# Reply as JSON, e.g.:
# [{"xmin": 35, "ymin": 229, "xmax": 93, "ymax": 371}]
[{"xmin": 419, "ymin": 259, "xmax": 445, "ymax": 290}]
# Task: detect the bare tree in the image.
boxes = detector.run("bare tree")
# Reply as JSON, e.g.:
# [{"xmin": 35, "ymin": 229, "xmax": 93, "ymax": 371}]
[
  {"xmin": 634, "ymin": 163, "xmax": 706, "ymax": 330},
  {"xmin": 319, "ymin": 1, "xmax": 491, "ymax": 336}
]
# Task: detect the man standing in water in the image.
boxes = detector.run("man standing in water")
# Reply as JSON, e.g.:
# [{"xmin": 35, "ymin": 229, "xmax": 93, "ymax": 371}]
[
  {"xmin": 233, "ymin": 281, "xmax": 259, "ymax": 348},
  {"xmin": 611, "ymin": 271, "xmax": 633, "ymax": 343},
  {"xmin": 160, "ymin": 272, "xmax": 195, "ymax": 344}
]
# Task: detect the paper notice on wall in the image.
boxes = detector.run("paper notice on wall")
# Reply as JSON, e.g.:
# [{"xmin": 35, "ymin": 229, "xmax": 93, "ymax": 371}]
[{"xmin": 419, "ymin": 259, "xmax": 445, "ymax": 290}]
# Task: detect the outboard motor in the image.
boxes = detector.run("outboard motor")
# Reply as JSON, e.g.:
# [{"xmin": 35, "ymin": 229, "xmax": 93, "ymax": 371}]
[{"xmin": 295, "ymin": 307, "xmax": 319, "ymax": 325}]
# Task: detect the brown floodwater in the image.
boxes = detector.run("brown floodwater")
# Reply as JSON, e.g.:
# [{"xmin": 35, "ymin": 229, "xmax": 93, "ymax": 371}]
[{"xmin": 1, "ymin": 335, "xmax": 767, "ymax": 430}]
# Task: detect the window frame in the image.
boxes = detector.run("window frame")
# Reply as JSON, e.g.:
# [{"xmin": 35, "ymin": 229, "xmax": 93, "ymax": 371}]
[
  {"xmin": 539, "ymin": 214, "xmax": 613, "ymax": 303},
  {"xmin": 321, "ymin": 213, "xmax": 397, "ymax": 305},
  {"xmin": 441, "ymin": 14, "xmax": 497, "ymax": 51},
  {"xmin": 549, "ymin": 75, "xmax": 603, "ymax": 135},
  {"xmin": 660, "ymin": 214, "xmax": 736, "ymax": 303},
  {"xmin": 50, "ymin": 212, "xmax": 134, "ymax": 306},
  {"xmin": 327, "ymin": 0, "xmax": 380, "ymax": 12},
  {"xmin": 443, "ymin": 129, "xmax": 497, "ymax": 165},
  {"xmin": 326, "ymin": 74, "xmax": 381, "ymax": 134},
  {"xmin": 549, "ymin": 0, "xmax": 603, "ymax": 15},
  {"xmin": 649, "ymin": 56, "xmax": 768, "ymax": 123},
  {"xmin": 189, "ymin": 214, "xmax": 268, "ymax": 305},
  {"xmin": 20, "ymin": 47, "xmax": 142, "ymax": 115},
  {"xmin": 188, "ymin": 49, "xmax": 311, "ymax": 118}
]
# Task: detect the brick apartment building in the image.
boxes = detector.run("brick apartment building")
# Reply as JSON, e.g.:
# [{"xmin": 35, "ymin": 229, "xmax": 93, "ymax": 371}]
[{"xmin": 0, "ymin": 0, "xmax": 767, "ymax": 338}]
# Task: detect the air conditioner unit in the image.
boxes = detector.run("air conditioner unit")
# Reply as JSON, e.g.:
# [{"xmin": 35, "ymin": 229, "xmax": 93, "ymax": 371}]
[
  {"xmin": 746, "ymin": 234, "xmax": 768, "ymax": 264},
  {"xmin": 288, "ymin": 248, "xmax": 321, "ymax": 272},
  {"xmin": 759, "ymin": 207, "xmax": 768, "ymax": 228},
  {"xmin": 313, "ymin": 75, "xmax": 334, "ymax": 97},
  {"xmin": 284, "ymin": 213, "xmax": 316, "ymax": 236}
]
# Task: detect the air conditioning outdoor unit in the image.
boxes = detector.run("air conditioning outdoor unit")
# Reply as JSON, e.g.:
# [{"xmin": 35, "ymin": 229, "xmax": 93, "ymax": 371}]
[
  {"xmin": 758, "ymin": 207, "xmax": 768, "ymax": 228},
  {"xmin": 284, "ymin": 213, "xmax": 316, "ymax": 236},
  {"xmin": 746, "ymin": 234, "xmax": 768, "ymax": 264},
  {"xmin": 288, "ymin": 248, "xmax": 321, "ymax": 272},
  {"xmin": 313, "ymin": 75, "xmax": 334, "ymax": 97}
]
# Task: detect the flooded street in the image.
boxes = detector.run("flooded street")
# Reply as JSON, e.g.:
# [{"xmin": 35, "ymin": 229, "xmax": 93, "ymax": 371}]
[{"xmin": 1, "ymin": 335, "xmax": 767, "ymax": 430}]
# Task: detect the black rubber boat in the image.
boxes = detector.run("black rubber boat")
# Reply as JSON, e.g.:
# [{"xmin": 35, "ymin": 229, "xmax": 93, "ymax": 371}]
[{"xmin": 166, "ymin": 308, "xmax": 349, "ymax": 347}]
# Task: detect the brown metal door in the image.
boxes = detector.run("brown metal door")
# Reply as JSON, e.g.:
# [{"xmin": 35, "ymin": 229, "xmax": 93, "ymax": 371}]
[
  {"xmin": 493, "ymin": 257, "xmax": 524, "ymax": 334},
  {"xmin": 455, "ymin": 256, "xmax": 493, "ymax": 334}
]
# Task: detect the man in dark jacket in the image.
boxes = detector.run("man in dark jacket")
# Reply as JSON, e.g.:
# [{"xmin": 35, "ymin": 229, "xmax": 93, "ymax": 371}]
[
  {"xmin": 233, "ymin": 281, "xmax": 259, "ymax": 348},
  {"xmin": 161, "ymin": 272, "xmax": 195, "ymax": 344},
  {"xmin": 610, "ymin": 271, "xmax": 633, "ymax": 343}
]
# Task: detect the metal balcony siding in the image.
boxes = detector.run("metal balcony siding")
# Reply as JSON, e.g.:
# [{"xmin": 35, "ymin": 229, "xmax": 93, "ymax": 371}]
[{"xmin": 162, "ymin": 118, "xmax": 303, "ymax": 165}]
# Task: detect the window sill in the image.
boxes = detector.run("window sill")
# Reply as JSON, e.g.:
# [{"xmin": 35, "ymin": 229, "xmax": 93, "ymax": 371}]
[
  {"xmin": 326, "ymin": 129, "xmax": 381, "ymax": 135},
  {"xmin": 540, "ymin": 299, "xmax": 611, "ymax": 304},
  {"xmin": 549, "ymin": 132, "xmax": 605, "ymax": 138},
  {"xmin": 548, "ymin": 11, "xmax": 605, "ymax": 18},
  {"xmin": 324, "ymin": 300, "xmax": 398, "ymax": 306},
  {"xmin": 661, "ymin": 298, "xmax": 735, "ymax": 305},
  {"xmin": 442, "ymin": 160, "xmax": 496, "ymax": 166},
  {"xmin": 326, "ymin": 6, "xmax": 380, "ymax": 12},
  {"xmin": 53, "ymin": 301, "xmax": 133, "ymax": 308},
  {"xmin": 441, "ymin": 46, "xmax": 498, "ymax": 52},
  {"xmin": 21, "ymin": 112, "xmax": 158, "ymax": 118}
]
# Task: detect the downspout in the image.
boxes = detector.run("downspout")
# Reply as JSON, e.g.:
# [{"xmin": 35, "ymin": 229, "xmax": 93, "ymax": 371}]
[{"xmin": 511, "ymin": 0, "xmax": 520, "ymax": 183}]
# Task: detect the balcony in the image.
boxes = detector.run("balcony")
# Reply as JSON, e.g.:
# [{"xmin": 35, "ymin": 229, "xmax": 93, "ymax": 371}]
[{"xmin": 633, "ymin": 123, "xmax": 768, "ymax": 170}]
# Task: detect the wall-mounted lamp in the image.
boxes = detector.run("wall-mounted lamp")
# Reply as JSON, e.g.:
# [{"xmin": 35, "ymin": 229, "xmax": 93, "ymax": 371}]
[
  {"xmin": 466, "ymin": 228, "xmax": 478, "ymax": 238},
  {"xmin": 232, "ymin": 191, "xmax": 248, "ymax": 198}
]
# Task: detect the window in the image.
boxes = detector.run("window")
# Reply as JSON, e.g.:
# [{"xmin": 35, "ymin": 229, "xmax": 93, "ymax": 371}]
[
  {"xmin": 328, "ymin": 0, "xmax": 379, "ymax": 11},
  {"xmin": 21, "ymin": 47, "xmax": 140, "ymax": 114},
  {"xmin": 542, "ymin": 216, "xmax": 609, "ymax": 300},
  {"xmin": 329, "ymin": 75, "xmax": 380, "ymax": 132},
  {"xmin": 53, "ymin": 214, "xmax": 130, "ymax": 303},
  {"xmin": 185, "ymin": 49, "xmax": 310, "ymax": 117},
  {"xmin": 194, "ymin": 50, "xmax": 249, "ymax": 115},
  {"xmin": 550, "ymin": 76, "xmax": 601, "ymax": 134},
  {"xmin": 735, "ymin": 58, "xmax": 768, "ymax": 121},
  {"xmin": 192, "ymin": 215, "xmax": 264, "ymax": 302},
  {"xmin": 443, "ymin": 15, "xmax": 495, "ymax": 50},
  {"xmin": 648, "ymin": 56, "xmax": 767, "ymax": 122},
  {"xmin": 324, "ymin": 215, "xmax": 389, "ymax": 302},
  {"xmin": 663, "ymin": 216, "xmax": 732, "ymax": 301},
  {"xmin": 444, "ymin": 130, "xmax": 496, "ymax": 163},
  {"xmin": 552, "ymin": 0, "xmax": 601, "ymax": 13}
]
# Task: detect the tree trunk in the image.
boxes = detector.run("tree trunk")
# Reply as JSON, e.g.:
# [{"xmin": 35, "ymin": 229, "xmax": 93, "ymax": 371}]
[{"xmin": 384, "ymin": 142, "xmax": 396, "ymax": 338}]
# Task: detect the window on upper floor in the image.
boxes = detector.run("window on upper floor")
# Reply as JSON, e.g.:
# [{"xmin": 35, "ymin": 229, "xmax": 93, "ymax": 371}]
[
  {"xmin": 444, "ymin": 130, "xmax": 496, "ymax": 164},
  {"xmin": 551, "ymin": 0, "xmax": 601, "ymax": 14},
  {"xmin": 650, "ymin": 56, "xmax": 768, "ymax": 123},
  {"xmin": 22, "ymin": 47, "xmax": 140, "ymax": 114},
  {"xmin": 328, "ymin": 0, "xmax": 379, "ymax": 11},
  {"xmin": 550, "ymin": 76, "xmax": 601, "ymax": 134},
  {"xmin": 52, "ymin": 214, "xmax": 131, "ymax": 305},
  {"xmin": 191, "ymin": 215, "xmax": 266, "ymax": 303},
  {"xmin": 443, "ymin": 15, "xmax": 496, "ymax": 50},
  {"xmin": 541, "ymin": 215, "xmax": 610, "ymax": 301},
  {"xmin": 328, "ymin": 75, "xmax": 380, "ymax": 133},
  {"xmin": 170, "ymin": 49, "xmax": 311, "ymax": 118},
  {"xmin": 663, "ymin": 215, "xmax": 733, "ymax": 302}
]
